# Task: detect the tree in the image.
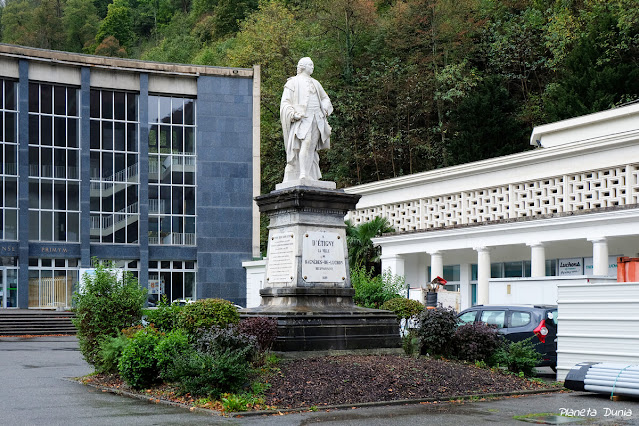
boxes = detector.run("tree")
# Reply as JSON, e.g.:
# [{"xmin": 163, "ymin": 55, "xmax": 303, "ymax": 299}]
[
  {"xmin": 62, "ymin": 0, "xmax": 100, "ymax": 52},
  {"xmin": 221, "ymin": 0, "xmax": 307, "ymax": 193},
  {"xmin": 2, "ymin": 0, "xmax": 64, "ymax": 49},
  {"xmin": 94, "ymin": 35, "xmax": 129, "ymax": 57},
  {"xmin": 72, "ymin": 261, "xmax": 147, "ymax": 365},
  {"xmin": 95, "ymin": 0, "xmax": 135, "ymax": 49},
  {"xmin": 346, "ymin": 216, "xmax": 394, "ymax": 273},
  {"xmin": 446, "ymin": 76, "xmax": 530, "ymax": 166}
]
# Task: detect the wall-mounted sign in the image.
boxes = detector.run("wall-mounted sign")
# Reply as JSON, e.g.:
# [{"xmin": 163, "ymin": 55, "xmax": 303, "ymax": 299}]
[
  {"xmin": 584, "ymin": 255, "xmax": 619, "ymax": 277},
  {"xmin": 41, "ymin": 247, "xmax": 69, "ymax": 254},
  {"xmin": 265, "ymin": 232, "xmax": 295, "ymax": 283},
  {"xmin": 302, "ymin": 231, "xmax": 346, "ymax": 283},
  {"xmin": 558, "ymin": 258, "xmax": 584, "ymax": 276},
  {"xmin": 0, "ymin": 245, "xmax": 17, "ymax": 254}
]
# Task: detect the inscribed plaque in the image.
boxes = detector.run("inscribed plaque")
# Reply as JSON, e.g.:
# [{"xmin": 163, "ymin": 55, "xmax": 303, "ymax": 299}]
[
  {"xmin": 266, "ymin": 232, "xmax": 295, "ymax": 283},
  {"xmin": 302, "ymin": 231, "xmax": 346, "ymax": 282}
]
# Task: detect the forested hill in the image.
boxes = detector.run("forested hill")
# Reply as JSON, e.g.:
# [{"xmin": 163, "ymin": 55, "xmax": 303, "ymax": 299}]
[{"xmin": 1, "ymin": 0, "xmax": 637, "ymax": 192}]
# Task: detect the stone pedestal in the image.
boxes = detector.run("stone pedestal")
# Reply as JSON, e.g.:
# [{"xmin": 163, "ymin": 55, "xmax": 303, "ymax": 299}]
[{"xmin": 241, "ymin": 185, "xmax": 401, "ymax": 352}]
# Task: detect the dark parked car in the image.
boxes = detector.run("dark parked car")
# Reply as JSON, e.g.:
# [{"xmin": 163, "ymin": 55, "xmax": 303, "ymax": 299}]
[{"xmin": 457, "ymin": 305, "xmax": 558, "ymax": 370}]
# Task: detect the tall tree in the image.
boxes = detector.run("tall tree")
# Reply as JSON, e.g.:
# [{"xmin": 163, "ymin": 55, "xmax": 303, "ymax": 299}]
[
  {"xmin": 95, "ymin": 0, "xmax": 135, "ymax": 50},
  {"xmin": 63, "ymin": 0, "xmax": 100, "ymax": 52},
  {"xmin": 222, "ymin": 0, "xmax": 307, "ymax": 192}
]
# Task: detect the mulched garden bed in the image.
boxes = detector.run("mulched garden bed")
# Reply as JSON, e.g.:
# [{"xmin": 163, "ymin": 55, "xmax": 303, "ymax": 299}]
[
  {"xmin": 81, "ymin": 354, "xmax": 555, "ymax": 412},
  {"xmin": 263, "ymin": 355, "xmax": 551, "ymax": 408}
]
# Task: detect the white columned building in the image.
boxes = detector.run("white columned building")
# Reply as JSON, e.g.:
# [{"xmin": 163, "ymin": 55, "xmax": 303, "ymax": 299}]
[{"xmin": 345, "ymin": 104, "xmax": 639, "ymax": 309}]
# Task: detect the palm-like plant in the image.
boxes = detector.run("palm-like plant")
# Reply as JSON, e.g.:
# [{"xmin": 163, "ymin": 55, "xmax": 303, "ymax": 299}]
[{"xmin": 346, "ymin": 216, "xmax": 394, "ymax": 272}]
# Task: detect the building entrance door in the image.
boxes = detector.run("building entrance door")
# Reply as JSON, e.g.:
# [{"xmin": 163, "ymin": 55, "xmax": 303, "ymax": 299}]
[
  {"xmin": 0, "ymin": 268, "xmax": 18, "ymax": 308},
  {"xmin": 0, "ymin": 268, "xmax": 5, "ymax": 308}
]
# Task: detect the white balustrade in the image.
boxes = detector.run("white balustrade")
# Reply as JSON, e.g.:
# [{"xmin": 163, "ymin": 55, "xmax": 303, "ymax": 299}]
[{"xmin": 348, "ymin": 163, "xmax": 639, "ymax": 231}]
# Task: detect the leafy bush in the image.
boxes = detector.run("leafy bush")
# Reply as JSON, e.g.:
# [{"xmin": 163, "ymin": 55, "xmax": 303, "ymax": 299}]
[
  {"xmin": 72, "ymin": 261, "xmax": 147, "ymax": 365},
  {"xmin": 492, "ymin": 337, "xmax": 541, "ymax": 376},
  {"xmin": 155, "ymin": 329, "xmax": 192, "ymax": 381},
  {"xmin": 402, "ymin": 329, "xmax": 421, "ymax": 356},
  {"xmin": 381, "ymin": 297, "xmax": 424, "ymax": 320},
  {"xmin": 192, "ymin": 326, "xmax": 257, "ymax": 362},
  {"xmin": 237, "ymin": 317, "xmax": 278, "ymax": 352},
  {"xmin": 145, "ymin": 296, "xmax": 184, "ymax": 333},
  {"xmin": 167, "ymin": 349, "xmax": 252, "ymax": 398},
  {"xmin": 453, "ymin": 322, "xmax": 501, "ymax": 363},
  {"xmin": 351, "ymin": 267, "xmax": 405, "ymax": 308},
  {"xmin": 118, "ymin": 327, "xmax": 160, "ymax": 389},
  {"xmin": 96, "ymin": 333, "xmax": 130, "ymax": 374},
  {"xmin": 177, "ymin": 298, "xmax": 240, "ymax": 335},
  {"xmin": 416, "ymin": 307, "xmax": 458, "ymax": 357}
]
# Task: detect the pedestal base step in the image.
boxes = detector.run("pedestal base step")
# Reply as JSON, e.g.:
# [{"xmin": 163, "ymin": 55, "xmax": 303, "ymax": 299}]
[{"xmin": 240, "ymin": 309, "xmax": 401, "ymax": 352}]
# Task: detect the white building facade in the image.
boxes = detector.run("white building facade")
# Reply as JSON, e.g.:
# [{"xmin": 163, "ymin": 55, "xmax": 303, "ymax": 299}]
[{"xmin": 345, "ymin": 104, "xmax": 639, "ymax": 310}]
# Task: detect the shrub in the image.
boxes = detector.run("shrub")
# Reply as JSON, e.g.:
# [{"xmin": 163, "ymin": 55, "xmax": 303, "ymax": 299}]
[
  {"xmin": 177, "ymin": 298, "xmax": 240, "ymax": 336},
  {"xmin": 145, "ymin": 296, "xmax": 184, "ymax": 333},
  {"xmin": 167, "ymin": 349, "xmax": 252, "ymax": 398},
  {"xmin": 96, "ymin": 333, "xmax": 130, "ymax": 374},
  {"xmin": 492, "ymin": 337, "xmax": 541, "ymax": 377},
  {"xmin": 453, "ymin": 322, "xmax": 501, "ymax": 363},
  {"xmin": 237, "ymin": 317, "xmax": 278, "ymax": 352},
  {"xmin": 402, "ymin": 329, "xmax": 421, "ymax": 356},
  {"xmin": 351, "ymin": 267, "xmax": 405, "ymax": 308},
  {"xmin": 381, "ymin": 298, "xmax": 424, "ymax": 320},
  {"xmin": 72, "ymin": 261, "xmax": 147, "ymax": 365},
  {"xmin": 155, "ymin": 329, "xmax": 192, "ymax": 381},
  {"xmin": 192, "ymin": 326, "xmax": 257, "ymax": 362},
  {"xmin": 118, "ymin": 327, "xmax": 160, "ymax": 389},
  {"xmin": 416, "ymin": 307, "xmax": 458, "ymax": 357}
]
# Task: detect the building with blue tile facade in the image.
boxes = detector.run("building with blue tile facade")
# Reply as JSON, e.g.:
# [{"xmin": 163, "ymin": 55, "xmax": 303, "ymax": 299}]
[{"xmin": 0, "ymin": 44, "xmax": 260, "ymax": 309}]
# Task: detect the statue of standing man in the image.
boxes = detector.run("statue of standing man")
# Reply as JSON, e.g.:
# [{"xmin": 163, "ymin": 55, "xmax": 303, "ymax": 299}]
[{"xmin": 280, "ymin": 57, "xmax": 333, "ymax": 183}]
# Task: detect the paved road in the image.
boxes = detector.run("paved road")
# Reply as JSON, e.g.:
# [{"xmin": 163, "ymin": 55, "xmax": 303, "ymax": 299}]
[{"xmin": 1, "ymin": 336, "xmax": 638, "ymax": 425}]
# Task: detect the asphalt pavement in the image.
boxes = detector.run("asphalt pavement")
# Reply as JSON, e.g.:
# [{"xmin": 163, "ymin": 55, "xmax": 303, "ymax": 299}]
[{"xmin": 1, "ymin": 336, "xmax": 638, "ymax": 425}]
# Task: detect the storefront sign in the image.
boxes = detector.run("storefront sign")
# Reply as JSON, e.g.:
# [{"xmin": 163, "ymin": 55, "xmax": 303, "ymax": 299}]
[
  {"xmin": 302, "ymin": 231, "xmax": 346, "ymax": 283},
  {"xmin": 0, "ymin": 245, "xmax": 17, "ymax": 254},
  {"xmin": 41, "ymin": 247, "xmax": 69, "ymax": 254},
  {"xmin": 584, "ymin": 255, "xmax": 619, "ymax": 277},
  {"xmin": 558, "ymin": 258, "xmax": 584, "ymax": 276}
]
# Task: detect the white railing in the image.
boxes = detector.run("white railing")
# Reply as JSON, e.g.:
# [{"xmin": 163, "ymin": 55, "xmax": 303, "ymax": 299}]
[
  {"xmin": 148, "ymin": 232, "xmax": 196, "ymax": 246},
  {"xmin": 90, "ymin": 203, "xmax": 139, "ymax": 229},
  {"xmin": 148, "ymin": 199, "xmax": 166, "ymax": 214},
  {"xmin": 349, "ymin": 164, "xmax": 639, "ymax": 232}
]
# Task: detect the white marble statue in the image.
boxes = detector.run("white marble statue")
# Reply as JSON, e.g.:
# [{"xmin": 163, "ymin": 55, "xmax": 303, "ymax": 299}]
[{"xmin": 280, "ymin": 57, "xmax": 333, "ymax": 183}]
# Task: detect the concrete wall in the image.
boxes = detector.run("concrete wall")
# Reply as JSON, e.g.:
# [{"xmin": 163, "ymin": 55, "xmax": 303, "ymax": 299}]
[
  {"xmin": 556, "ymin": 281, "xmax": 639, "ymax": 381},
  {"xmin": 243, "ymin": 258, "xmax": 266, "ymax": 308}
]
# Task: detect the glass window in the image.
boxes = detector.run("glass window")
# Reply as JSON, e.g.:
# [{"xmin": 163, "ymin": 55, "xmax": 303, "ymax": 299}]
[
  {"xmin": 504, "ymin": 261, "xmax": 523, "ymax": 278},
  {"xmin": 148, "ymin": 260, "xmax": 197, "ymax": 305},
  {"xmin": 90, "ymin": 89, "xmax": 139, "ymax": 245},
  {"xmin": 148, "ymin": 95, "xmax": 196, "ymax": 246},
  {"xmin": 480, "ymin": 310, "xmax": 506, "ymax": 328},
  {"xmin": 458, "ymin": 311, "xmax": 477, "ymax": 325},
  {"xmin": 491, "ymin": 263, "xmax": 502, "ymax": 278},
  {"xmin": 27, "ymin": 258, "xmax": 79, "ymax": 309},
  {"xmin": 28, "ymin": 82, "xmax": 80, "ymax": 242},
  {"xmin": 1, "ymin": 80, "xmax": 19, "ymax": 240},
  {"xmin": 443, "ymin": 265, "xmax": 460, "ymax": 282},
  {"xmin": 509, "ymin": 311, "xmax": 531, "ymax": 327}
]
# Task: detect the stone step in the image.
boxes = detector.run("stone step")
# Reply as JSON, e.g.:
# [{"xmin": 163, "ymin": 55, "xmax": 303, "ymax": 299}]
[{"xmin": 0, "ymin": 310, "xmax": 76, "ymax": 335}]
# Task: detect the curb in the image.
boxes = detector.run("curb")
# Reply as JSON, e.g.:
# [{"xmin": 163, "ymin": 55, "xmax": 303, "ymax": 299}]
[
  {"xmin": 68, "ymin": 378, "xmax": 225, "ymax": 417},
  {"xmin": 72, "ymin": 377, "xmax": 564, "ymax": 418},
  {"xmin": 231, "ymin": 387, "xmax": 566, "ymax": 417}
]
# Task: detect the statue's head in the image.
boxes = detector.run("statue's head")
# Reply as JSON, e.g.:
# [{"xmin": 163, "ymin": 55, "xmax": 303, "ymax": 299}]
[{"xmin": 297, "ymin": 57, "xmax": 314, "ymax": 76}]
